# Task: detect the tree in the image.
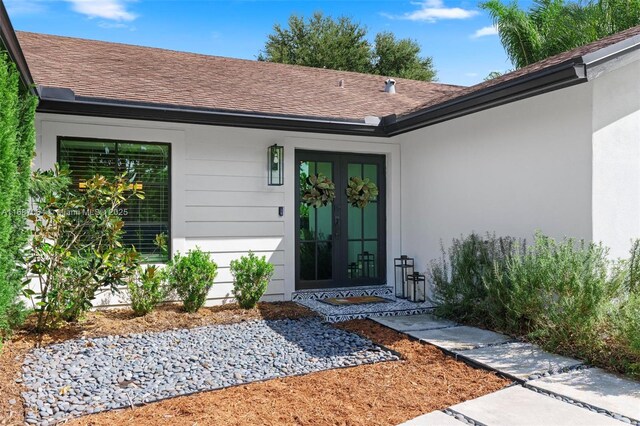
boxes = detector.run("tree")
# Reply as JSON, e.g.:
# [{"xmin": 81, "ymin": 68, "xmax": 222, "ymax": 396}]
[
  {"xmin": 482, "ymin": 0, "xmax": 640, "ymax": 69},
  {"xmin": 259, "ymin": 12, "xmax": 437, "ymax": 81},
  {"xmin": 373, "ymin": 32, "xmax": 436, "ymax": 81}
]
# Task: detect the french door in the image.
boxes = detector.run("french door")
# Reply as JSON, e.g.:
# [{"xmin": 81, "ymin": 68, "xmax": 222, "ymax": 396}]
[{"xmin": 295, "ymin": 150, "xmax": 386, "ymax": 290}]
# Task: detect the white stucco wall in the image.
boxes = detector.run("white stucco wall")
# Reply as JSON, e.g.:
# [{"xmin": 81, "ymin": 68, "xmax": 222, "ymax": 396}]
[
  {"xmin": 34, "ymin": 114, "xmax": 401, "ymax": 306},
  {"xmin": 396, "ymin": 83, "xmax": 594, "ymax": 272},
  {"xmin": 592, "ymin": 57, "xmax": 640, "ymax": 259}
]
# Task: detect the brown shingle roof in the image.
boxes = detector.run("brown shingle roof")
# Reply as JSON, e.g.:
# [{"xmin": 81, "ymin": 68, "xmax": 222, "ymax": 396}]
[
  {"xmin": 402, "ymin": 24, "xmax": 640, "ymax": 117},
  {"xmin": 17, "ymin": 31, "xmax": 464, "ymax": 122}
]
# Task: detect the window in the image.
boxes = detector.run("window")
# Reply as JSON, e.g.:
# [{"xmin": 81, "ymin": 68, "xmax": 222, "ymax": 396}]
[{"xmin": 58, "ymin": 138, "xmax": 170, "ymax": 262}]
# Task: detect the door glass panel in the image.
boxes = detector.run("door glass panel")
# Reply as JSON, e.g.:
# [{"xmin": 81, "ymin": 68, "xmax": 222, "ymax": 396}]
[
  {"xmin": 363, "ymin": 203, "xmax": 377, "ymax": 239},
  {"xmin": 316, "ymin": 202, "xmax": 332, "ymax": 241},
  {"xmin": 348, "ymin": 205, "xmax": 362, "ymax": 239},
  {"xmin": 363, "ymin": 164, "xmax": 377, "ymax": 185},
  {"xmin": 317, "ymin": 242, "xmax": 333, "ymax": 280},
  {"xmin": 300, "ymin": 242, "xmax": 315, "ymax": 280},
  {"xmin": 348, "ymin": 241, "xmax": 362, "ymax": 278},
  {"xmin": 298, "ymin": 159, "xmax": 333, "ymax": 282}
]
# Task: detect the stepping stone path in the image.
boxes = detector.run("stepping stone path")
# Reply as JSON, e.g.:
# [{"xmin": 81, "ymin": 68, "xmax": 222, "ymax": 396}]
[
  {"xmin": 406, "ymin": 326, "xmax": 511, "ymax": 351},
  {"xmin": 528, "ymin": 368, "xmax": 640, "ymax": 422},
  {"xmin": 449, "ymin": 386, "xmax": 625, "ymax": 426},
  {"xmin": 458, "ymin": 342, "xmax": 582, "ymax": 380},
  {"xmin": 372, "ymin": 315, "xmax": 640, "ymax": 426},
  {"xmin": 21, "ymin": 318, "xmax": 398, "ymax": 425}
]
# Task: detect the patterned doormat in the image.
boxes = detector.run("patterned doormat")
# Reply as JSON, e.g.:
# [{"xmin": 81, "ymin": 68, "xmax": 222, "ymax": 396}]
[{"xmin": 320, "ymin": 296, "xmax": 394, "ymax": 306}]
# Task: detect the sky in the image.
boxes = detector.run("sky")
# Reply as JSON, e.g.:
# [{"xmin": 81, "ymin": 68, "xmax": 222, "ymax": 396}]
[{"xmin": 5, "ymin": 0, "xmax": 531, "ymax": 86}]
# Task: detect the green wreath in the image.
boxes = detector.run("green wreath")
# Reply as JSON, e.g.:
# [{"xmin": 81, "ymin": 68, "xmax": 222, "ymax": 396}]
[
  {"xmin": 301, "ymin": 173, "xmax": 336, "ymax": 208},
  {"xmin": 346, "ymin": 176, "xmax": 379, "ymax": 208}
]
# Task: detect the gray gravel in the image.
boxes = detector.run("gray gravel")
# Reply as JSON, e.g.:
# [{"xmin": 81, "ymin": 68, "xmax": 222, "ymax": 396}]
[{"xmin": 21, "ymin": 318, "xmax": 398, "ymax": 424}]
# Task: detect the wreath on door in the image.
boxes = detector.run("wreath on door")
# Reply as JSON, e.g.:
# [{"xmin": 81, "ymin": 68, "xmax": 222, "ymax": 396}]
[
  {"xmin": 346, "ymin": 176, "xmax": 379, "ymax": 208},
  {"xmin": 301, "ymin": 173, "xmax": 336, "ymax": 208}
]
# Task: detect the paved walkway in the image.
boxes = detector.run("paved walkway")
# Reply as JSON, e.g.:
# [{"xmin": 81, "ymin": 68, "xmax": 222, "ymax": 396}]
[{"xmin": 372, "ymin": 314, "xmax": 640, "ymax": 426}]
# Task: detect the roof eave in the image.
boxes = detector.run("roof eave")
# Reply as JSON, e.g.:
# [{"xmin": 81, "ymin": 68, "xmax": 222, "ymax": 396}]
[
  {"xmin": 384, "ymin": 60, "xmax": 587, "ymax": 136},
  {"xmin": 0, "ymin": 1, "xmax": 36, "ymax": 94},
  {"xmin": 36, "ymin": 92, "xmax": 387, "ymax": 138}
]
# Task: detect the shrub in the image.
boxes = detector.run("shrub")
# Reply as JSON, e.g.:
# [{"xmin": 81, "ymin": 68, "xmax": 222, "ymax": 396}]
[
  {"xmin": 127, "ymin": 265, "xmax": 168, "ymax": 316},
  {"xmin": 230, "ymin": 251, "xmax": 275, "ymax": 309},
  {"xmin": 26, "ymin": 167, "xmax": 142, "ymax": 330},
  {"xmin": 431, "ymin": 232, "xmax": 522, "ymax": 325},
  {"xmin": 167, "ymin": 248, "xmax": 217, "ymax": 313},
  {"xmin": 0, "ymin": 51, "xmax": 37, "ymax": 343}
]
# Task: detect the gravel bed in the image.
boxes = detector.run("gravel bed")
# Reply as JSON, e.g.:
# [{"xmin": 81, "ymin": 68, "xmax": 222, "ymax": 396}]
[{"xmin": 21, "ymin": 318, "xmax": 398, "ymax": 425}]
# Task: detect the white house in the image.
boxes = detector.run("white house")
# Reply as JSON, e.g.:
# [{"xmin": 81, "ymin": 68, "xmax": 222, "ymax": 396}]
[{"xmin": 2, "ymin": 4, "xmax": 639, "ymax": 307}]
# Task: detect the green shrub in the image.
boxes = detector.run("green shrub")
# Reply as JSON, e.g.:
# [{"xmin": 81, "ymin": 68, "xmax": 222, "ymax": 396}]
[
  {"xmin": 26, "ymin": 167, "xmax": 142, "ymax": 330},
  {"xmin": 230, "ymin": 251, "xmax": 275, "ymax": 309},
  {"xmin": 0, "ymin": 51, "xmax": 37, "ymax": 343},
  {"xmin": 127, "ymin": 265, "xmax": 167, "ymax": 316},
  {"xmin": 431, "ymin": 232, "xmax": 521, "ymax": 325},
  {"xmin": 167, "ymin": 248, "xmax": 217, "ymax": 312}
]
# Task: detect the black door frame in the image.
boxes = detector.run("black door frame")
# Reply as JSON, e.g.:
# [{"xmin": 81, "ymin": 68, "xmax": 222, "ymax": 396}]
[{"xmin": 295, "ymin": 150, "xmax": 387, "ymax": 290}]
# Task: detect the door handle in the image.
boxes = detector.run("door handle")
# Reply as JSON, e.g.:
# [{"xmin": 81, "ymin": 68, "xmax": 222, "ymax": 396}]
[{"xmin": 334, "ymin": 215, "xmax": 340, "ymax": 237}]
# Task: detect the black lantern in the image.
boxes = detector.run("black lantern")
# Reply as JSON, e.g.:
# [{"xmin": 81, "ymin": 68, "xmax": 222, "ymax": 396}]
[
  {"xmin": 394, "ymin": 255, "xmax": 415, "ymax": 298},
  {"xmin": 406, "ymin": 272, "xmax": 427, "ymax": 303},
  {"xmin": 357, "ymin": 251, "xmax": 376, "ymax": 278},
  {"xmin": 268, "ymin": 144, "xmax": 284, "ymax": 186},
  {"xmin": 348, "ymin": 262, "xmax": 359, "ymax": 279}
]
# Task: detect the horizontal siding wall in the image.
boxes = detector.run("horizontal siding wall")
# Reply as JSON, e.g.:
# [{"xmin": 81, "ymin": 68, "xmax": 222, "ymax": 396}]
[{"xmin": 33, "ymin": 114, "xmax": 401, "ymax": 309}]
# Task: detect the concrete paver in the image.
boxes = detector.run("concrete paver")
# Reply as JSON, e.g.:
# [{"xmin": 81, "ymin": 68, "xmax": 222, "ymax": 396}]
[
  {"xmin": 373, "ymin": 314, "xmax": 457, "ymax": 332},
  {"xmin": 450, "ymin": 385, "xmax": 625, "ymax": 426},
  {"xmin": 458, "ymin": 342, "xmax": 582, "ymax": 380},
  {"xmin": 528, "ymin": 368, "xmax": 640, "ymax": 422},
  {"xmin": 397, "ymin": 410, "xmax": 464, "ymax": 425},
  {"xmin": 408, "ymin": 326, "xmax": 511, "ymax": 350}
]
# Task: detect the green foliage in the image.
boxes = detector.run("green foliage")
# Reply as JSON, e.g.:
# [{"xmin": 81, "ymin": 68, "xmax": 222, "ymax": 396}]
[
  {"xmin": 259, "ymin": 12, "xmax": 437, "ymax": 81},
  {"xmin": 26, "ymin": 166, "xmax": 143, "ymax": 330},
  {"xmin": 127, "ymin": 265, "xmax": 168, "ymax": 316},
  {"xmin": 430, "ymin": 232, "xmax": 640, "ymax": 378},
  {"xmin": 167, "ymin": 248, "xmax": 218, "ymax": 313},
  {"xmin": 346, "ymin": 176, "xmax": 378, "ymax": 208},
  {"xmin": 0, "ymin": 51, "xmax": 37, "ymax": 343},
  {"xmin": 372, "ymin": 32, "xmax": 436, "ymax": 82},
  {"xmin": 431, "ymin": 233, "xmax": 522, "ymax": 324},
  {"xmin": 230, "ymin": 251, "xmax": 275, "ymax": 309},
  {"xmin": 481, "ymin": 0, "xmax": 640, "ymax": 68},
  {"xmin": 301, "ymin": 173, "xmax": 335, "ymax": 208}
]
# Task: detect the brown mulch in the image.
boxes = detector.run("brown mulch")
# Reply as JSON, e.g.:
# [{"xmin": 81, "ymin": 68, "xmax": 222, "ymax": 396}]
[
  {"xmin": 0, "ymin": 302, "xmax": 315, "ymax": 425},
  {"xmin": 1, "ymin": 304, "xmax": 510, "ymax": 425}
]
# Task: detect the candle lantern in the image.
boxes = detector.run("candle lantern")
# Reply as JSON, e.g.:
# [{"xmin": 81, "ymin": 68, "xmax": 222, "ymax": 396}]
[
  {"xmin": 357, "ymin": 251, "xmax": 376, "ymax": 278},
  {"xmin": 393, "ymin": 255, "xmax": 415, "ymax": 298},
  {"xmin": 348, "ymin": 262, "xmax": 359, "ymax": 279},
  {"xmin": 406, "ymin": 272, "xmax": 427, "ymax": 303}
]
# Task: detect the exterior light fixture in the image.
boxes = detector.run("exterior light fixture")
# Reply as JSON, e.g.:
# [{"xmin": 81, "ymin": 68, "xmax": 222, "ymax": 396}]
[
  {"xmin": 268, "ymin": 144, "xmax": 284, "ymax": 186},
  {"xmin": 407, "ymin": 272, "xmax": 427, "ymax": 303}
]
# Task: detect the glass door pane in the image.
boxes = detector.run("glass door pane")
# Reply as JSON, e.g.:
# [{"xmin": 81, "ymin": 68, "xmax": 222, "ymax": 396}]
[
  {"xmin": 299, "ymin": 160, "xmax": 333, "ymax": 282},
  {"xmin": 346, "ymin": 162, "xmax": 380, "ymax": 281}
]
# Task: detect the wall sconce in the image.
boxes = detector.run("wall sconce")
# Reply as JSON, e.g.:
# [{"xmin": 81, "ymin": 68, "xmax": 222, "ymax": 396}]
[{"xmin": 268, "ymin": 144, "xmax": 284, "ymax": 186}]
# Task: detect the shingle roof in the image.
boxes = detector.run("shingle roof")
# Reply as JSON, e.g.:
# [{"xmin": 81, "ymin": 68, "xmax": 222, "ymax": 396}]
[
  {"xmin": 17, "ymin": 31, "xmax": 463, "ymax": 122},
  {"xmin": 402, "ymin": 24, "xmax": 640, "ymax": 117}
]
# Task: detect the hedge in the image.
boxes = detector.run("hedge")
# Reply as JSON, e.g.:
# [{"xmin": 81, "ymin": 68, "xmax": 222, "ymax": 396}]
[{"xmin": 0, "ymin": 51, "xmax": 37, "ymax": 342}]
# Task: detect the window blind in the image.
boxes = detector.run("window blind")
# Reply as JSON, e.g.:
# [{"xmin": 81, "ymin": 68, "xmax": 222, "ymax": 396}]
[{"xmin": 58, "ymin": 138, "xmax": 170, "ymax": 262}]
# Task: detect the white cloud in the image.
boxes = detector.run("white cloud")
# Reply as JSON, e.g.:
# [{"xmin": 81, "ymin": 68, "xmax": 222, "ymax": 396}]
[
  {"xmin": 386, "ymin": 0, "xmax": 479, "ymax": 23},
  {"xmin": 5, "ymin": 0, "xmax": 47, "ymax": 15},
  {"xmin": 65, "ymin": 0, "xmax": 137, "ymax": 21},
  {"xmin": 471, "ymin": 25, "xmax": 498, "ymax": 38}
]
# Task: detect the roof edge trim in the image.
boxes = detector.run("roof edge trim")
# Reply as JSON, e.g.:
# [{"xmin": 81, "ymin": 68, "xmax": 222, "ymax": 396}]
[
  {"xmin": 0, "ymin": 1, "xmax": 36, "ymax": 93},
  {"xmin": 384, "ymin": 60, "xmax": 586, "ymax": 136},
  {"xmin": 36, "ymin": 95, "xmax": 387, "ymax": 137}
]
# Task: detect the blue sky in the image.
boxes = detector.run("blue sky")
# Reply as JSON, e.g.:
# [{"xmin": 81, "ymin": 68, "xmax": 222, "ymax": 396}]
[{"xmin": 6, "ymin": 0, "xmax": 529, "ymax": 86}]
